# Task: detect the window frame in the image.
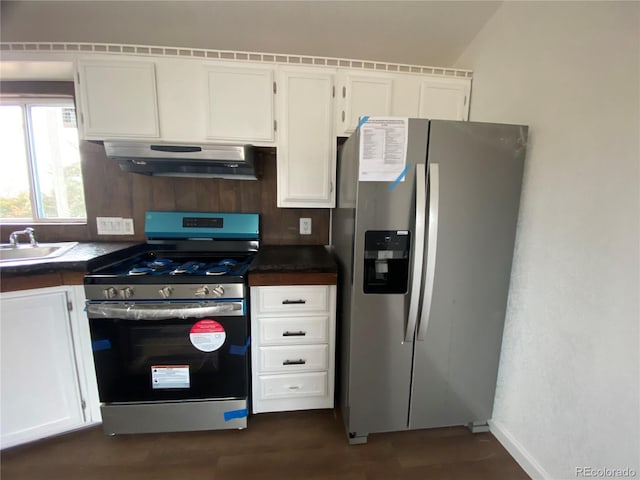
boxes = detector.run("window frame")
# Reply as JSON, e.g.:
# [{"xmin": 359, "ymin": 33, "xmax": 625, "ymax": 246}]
[{"xmin": 0, "ymin": 96, "xmax": 87, "ymax": 224}]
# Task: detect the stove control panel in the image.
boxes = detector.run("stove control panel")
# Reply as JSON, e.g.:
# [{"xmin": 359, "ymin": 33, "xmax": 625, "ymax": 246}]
[{"xmin": 86, "ymin": 283, "xmax": 244, "ymax": 301}]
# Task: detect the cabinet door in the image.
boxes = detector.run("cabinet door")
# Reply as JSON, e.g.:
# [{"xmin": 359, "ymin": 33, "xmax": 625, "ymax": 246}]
[
  {"xmin": 338, "ymin": 72, "xmax": 393, "ymax": 135},
  {"xmin": 76, "ymin": 59, "xmax": 159, "ymax": 139},
  {"xmin": 1, "ymin": 289, "xmax": 85, "ymax": 448},
  {"xmin": 277, "ymin": 67, "xmax": 336, "ymax": 208},
  {"xmin": 418, "ymin": 77, "xmax": 471, "ymax": 121},
  {"xmin": 205, "ymin": 65, "xmax": 275, "ymax": 142}
]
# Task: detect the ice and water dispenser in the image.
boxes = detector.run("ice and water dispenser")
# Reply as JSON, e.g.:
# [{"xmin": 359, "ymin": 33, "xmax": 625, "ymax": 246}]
[{"xmin": 363, "ymin": 231, "xmax": 411, "ymax": 294}]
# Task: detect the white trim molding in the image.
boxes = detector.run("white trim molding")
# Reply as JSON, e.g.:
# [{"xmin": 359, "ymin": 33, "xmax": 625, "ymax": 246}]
[
  {"xmin": 489, "ymin": 419, "xmax": 552, "ymax": 480},
  {"xmin": 0, "ymin": 42, "xmax": 473, "ymax": 79}
]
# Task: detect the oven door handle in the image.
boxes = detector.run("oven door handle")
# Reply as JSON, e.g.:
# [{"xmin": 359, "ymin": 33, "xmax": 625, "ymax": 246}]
[{"xmin": 86, "ymin": 302, "xmax": 244, "ymax": 320}]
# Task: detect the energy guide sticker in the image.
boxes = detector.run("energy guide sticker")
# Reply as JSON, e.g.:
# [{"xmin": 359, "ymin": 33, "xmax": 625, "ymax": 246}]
[
  {"xmin": 190, "ymin": 319, "xmax": 226, "ymax": 352},
  {"xmin": 151, "ymin": 365, "xmax": 190, "ymax": 389}
]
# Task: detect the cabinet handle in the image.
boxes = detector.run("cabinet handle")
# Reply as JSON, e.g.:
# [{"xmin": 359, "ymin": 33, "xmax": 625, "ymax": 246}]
[
  {"xmin": 341, "ymin": 111, "xmax": 345, "ymax": 122},
  {"xmin": 283, "ymin": 359, "xmax": 306, "ymax": 365},
  {"xmin": 288, "ymin": 385, "xmax": 301, "ymax": 390},
  {"xmin": 282, "ymin": 299, "xmax": 306, "ymax": 305},
  {"xmin": 283, "ymin": 331, "xmax": 307, "ymax": 337},
  {"xmin": 342, "ymin": 86, "xmax": 346, "ymax": 98}
]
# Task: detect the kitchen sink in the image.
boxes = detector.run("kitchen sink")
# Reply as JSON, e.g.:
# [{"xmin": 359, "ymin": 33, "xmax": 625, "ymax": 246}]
[{"xmin": 0, "ymin": 242, "xmax": 78, "ymax": 263}]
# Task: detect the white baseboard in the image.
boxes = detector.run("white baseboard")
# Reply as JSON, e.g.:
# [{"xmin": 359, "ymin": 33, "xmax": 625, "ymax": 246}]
[{"xmin": 489, "ymin": 419, "xmax": 551, "ymax": 479}]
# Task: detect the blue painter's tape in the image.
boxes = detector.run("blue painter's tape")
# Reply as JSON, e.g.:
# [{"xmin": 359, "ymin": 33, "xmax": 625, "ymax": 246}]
[
  {"xmin": 389, "ymin": 163, "xmax": 412, "ymax": 191},
  {"xmin": 224, "ymin": 408, "xmax": 248, "ymax": 422},
  {"xmin": 357, "ymin": 115, "xmax": 370, "ymax": 129},
  {"xmin": 229, "ymin": 336, "xmax": 251, "ymax": 355},
  {"xmin": 92, "ymin": 339, "xmax": 111, "ymax": 352}
]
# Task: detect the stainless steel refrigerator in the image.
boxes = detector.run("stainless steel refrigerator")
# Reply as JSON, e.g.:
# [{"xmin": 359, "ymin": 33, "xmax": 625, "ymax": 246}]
[{"xmin": 331, "ymin": 119, "xmax": 527, "ymax": 444}]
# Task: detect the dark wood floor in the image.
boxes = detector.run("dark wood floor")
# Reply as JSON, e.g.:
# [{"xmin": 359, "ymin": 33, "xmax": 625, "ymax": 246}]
[{"xmin": 1, "ymin": 410, "xmax": 529, "ymax": 480}]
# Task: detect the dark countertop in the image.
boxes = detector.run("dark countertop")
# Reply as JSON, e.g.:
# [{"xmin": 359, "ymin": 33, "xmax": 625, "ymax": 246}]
[
  {"xmin": 248, "ymin": 245, "xmax": 337, "ymax": 286},
  {"xmin": 0, "ymin": 242, "xmax": 144, "ymax": 276}
]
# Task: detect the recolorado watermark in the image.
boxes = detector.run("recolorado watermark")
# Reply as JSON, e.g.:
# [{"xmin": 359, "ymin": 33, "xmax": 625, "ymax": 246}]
[{"xmin": 576, "ymin": 466, "xmax": 637, "ymax": 478}]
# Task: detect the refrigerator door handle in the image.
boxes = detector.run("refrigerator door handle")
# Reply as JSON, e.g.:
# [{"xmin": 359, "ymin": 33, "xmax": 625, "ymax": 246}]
[
  {"xmin": 405, "ymin": 163, "xmax": 427, "ymax": 343},
  {"xmin": 417, "ymin": 162, "xmax": 440, "ymax": 341}
]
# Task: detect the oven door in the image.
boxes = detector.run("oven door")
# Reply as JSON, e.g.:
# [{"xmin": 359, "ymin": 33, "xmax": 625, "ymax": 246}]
[{"xmin": 87, "ymin": 300, "xmax": 249, "ymax": 403}]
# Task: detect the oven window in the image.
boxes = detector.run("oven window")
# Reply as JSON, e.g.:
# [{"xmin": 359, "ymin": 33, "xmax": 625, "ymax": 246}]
[{"xmin": 90, "ymin": 316, "xmax": 248, "ymax": 403}]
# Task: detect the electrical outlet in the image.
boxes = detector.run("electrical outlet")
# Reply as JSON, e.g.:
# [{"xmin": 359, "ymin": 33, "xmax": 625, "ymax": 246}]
[
  {"xmin": 96, "ymin": 217, "xmax": 135, "ymax": 235},
  {"xmin": 300, "ymin": 218, "xmax": 312, "ymax": 235},
  {"xmin": 122, "ymin": 218, "xmax": 135, "ymax": 235}
]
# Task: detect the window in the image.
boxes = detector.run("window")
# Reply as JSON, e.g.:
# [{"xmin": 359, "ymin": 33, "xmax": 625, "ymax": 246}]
[{"xmin": 0, "ymin": 98, "xmax": 86, "ymax": 222}]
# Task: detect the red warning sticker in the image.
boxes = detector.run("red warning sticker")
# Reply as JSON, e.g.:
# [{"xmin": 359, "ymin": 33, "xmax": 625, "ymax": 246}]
[{"xmin": 189, "ymin": 319, "xmax": 226, "ymax": 352}]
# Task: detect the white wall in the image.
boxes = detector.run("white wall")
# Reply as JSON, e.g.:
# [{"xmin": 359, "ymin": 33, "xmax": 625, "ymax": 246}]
[
  {"xmin": 456, "ymin": 2, "xmax": 640, "ymax": 479},
  {"xmin": 0, "ymin": 1, "xmax": 500, "ymax": 67}
]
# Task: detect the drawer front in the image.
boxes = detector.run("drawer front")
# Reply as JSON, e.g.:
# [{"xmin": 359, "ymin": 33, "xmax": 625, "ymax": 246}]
[
  {"xmin": 259, "ymin": 344, "xmax": 328, "ymax": 373},
  {"xmin": 260, "ymin": 316, "xmax": 328, "ymax": 345},
  {"xmin": 259, "ymin": 372, "xmax": 328, "ymax": 400},
  {"xmin": 257, "ymin": 286, "xmax": 329, "ymax": 314}
]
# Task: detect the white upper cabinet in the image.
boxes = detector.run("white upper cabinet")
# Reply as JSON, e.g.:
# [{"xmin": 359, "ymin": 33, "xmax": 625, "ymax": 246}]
[
  {"xmin": 334, "ymin": 70, "xmax": 470, "ymax": 136},
  {"xmin": 76, "ymin": 58, "xmax": 160, "ymax": 139},
  {"xmin": 76, "ymin": 56, "xmax": 276, "ymax": 144},
  {"xmin": 337, "ymin": 72, "xmax": 393, "ymax": 135},
  {"xmin": 153, "ymin": 57, "xmax": 206, "ymax": 143},
  {"xmin": 418, "ymin": 76, "xmax": 471, "ymax": 121},
  {"xmin": 205, "ymin": 65, "xmax": 275, "ymax": 142},
  {"xmin": 277, "ymin": 67, "xmax": 336, "ymax": 208}
]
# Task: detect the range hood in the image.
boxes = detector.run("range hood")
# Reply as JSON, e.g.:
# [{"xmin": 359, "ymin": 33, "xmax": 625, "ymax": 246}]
[{"xmin": 104, "ymin": 141, "xmax": 258, "ymax": 180}]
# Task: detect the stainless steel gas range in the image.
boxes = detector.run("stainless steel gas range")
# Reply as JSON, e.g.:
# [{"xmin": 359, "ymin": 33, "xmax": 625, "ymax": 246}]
[{"xmin": 84, "ymin": 211, "xmax": 258, "ymax": 435}]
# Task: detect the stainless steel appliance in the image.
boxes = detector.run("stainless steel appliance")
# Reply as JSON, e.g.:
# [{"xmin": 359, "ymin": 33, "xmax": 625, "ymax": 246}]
[
  {"xmin": 332, "ymin": 119, "xmax": 527, "ymax": 444},
  {"xmin": 84, "ymin": 211, "xmax": 258, "ymax": 434},
  {"xmin": 104, "ymin": 141, "xmax": 258, "ymax": 179}
]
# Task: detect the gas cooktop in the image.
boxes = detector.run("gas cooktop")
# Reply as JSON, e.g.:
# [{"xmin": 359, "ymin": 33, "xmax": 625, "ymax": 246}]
[
  {"xmin": 84, "ymin": 211, "xmax": 259, "ymax": 300},
  {"xmin": 88, "ymin": 251, "xmax": 254, "ymax": 282}
]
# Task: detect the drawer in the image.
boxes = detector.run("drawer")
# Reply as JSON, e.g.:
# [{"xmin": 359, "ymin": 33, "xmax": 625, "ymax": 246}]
[
  {"xmin": 259, "ymin": 344, "xmax": 328, "ymax": 373},
  {"xmin": 260, "ymin": 316, "xmax": 328, "ymax": 345},
  {"xmin": 259, "ymin": 372, "xmax": 328, "ymax": 400},
  {"xmin": 256, "ymin": 286, "xmax": 329, "ymax": 314}
]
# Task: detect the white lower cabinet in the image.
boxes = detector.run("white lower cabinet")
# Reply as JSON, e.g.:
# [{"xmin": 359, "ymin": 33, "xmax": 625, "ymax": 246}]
[
  {"xmin": 0, "ymin": 285, "xmax": 100, "ymax": 449},
  {"xmin": 250, "ymin": 285, "xmax": 336, "ymax": 413}
]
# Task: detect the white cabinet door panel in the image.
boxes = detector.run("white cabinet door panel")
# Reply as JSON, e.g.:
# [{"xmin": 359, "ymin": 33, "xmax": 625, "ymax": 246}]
[
  {"xmin": 206, "ymin": 65, "xmax": 274, "ymax": 142},
  {"xmin": 418, "ymin": 77, "xmax": 471, "ymax": 121},
  {"xmin": 259, "ymin": 372, "xmax": 328, "ymax": 400},
  {"xmin": 342, "ymin": 74, "xmax": 393, "ymax": 134},
  {"xmin": 259, "ymin": 344, "xmax": 329, "ymax": 373},
  {"xmin": 257, "ymin": 285, "xmax": 330, "ymax": 314},
  {"xmin": 260, "ymin": 316, "xmax": 329, "ymax": 345},
  {"xmin": 0, "ymin": 290, "xmax": 85, "ymax": 448},
  {"xmin": 277, "ymin": 67, "xmax": 335, "ymax": 208},
  {"xmin": 77, "ymin": 59, "xmax": 159, "ymax": 139}
]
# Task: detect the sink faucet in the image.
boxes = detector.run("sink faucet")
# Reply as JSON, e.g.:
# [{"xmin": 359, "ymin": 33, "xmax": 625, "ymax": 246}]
[{"xmin": 9, "ymin": 227, "xmax": 38, "ymax": 247}]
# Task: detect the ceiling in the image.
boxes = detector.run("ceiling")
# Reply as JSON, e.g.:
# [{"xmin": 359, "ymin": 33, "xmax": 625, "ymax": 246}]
[{"xmin": 0, "ymin": 1, "xmax": 502, "ymax": 68}]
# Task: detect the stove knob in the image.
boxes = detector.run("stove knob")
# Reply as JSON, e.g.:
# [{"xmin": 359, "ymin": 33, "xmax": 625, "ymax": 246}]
[
  {"xmin": 103, "ymin": 287, "xmax": 118, "ymax": 300},
  {"xmin": 159, "ymin": 286, "xmax": 173, "ymax": 299},
  {"xmin": 120, "ymin": 287, "xmax": 134, "ymax": 299},
  {"xmin": 211, "ymin": 285, "xmax": 225, "ymax": 298},
  {"xmin": 194, "ymin": 286, "xmax": 210, "ymax": 297}
]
